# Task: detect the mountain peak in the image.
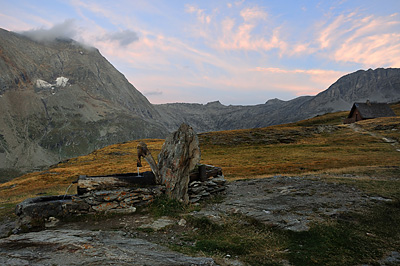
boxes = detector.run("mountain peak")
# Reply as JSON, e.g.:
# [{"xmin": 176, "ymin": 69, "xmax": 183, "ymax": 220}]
[
  {"xmin": 265, "ymin": 98, "xmax": 284, "ymax": 105},
  {"xmin": 0, "ymin": 28, "xmax": 167, "ymax": 174},
  {"xmin": 206, "ymin": 100, "xmax": 223, "ymax": 106}
]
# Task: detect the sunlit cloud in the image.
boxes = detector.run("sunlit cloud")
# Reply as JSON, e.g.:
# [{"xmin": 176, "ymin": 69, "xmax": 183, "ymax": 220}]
[
  {"xmin": 2, "ymin": 0, "xmax": 399, "ymax": 105},
  {"xmin": 240, "ymin": 6, "xmax": 268, "ymax": 22},
  {"xmin": 0, "ymin": 13, "xmax": 33, "ymax": 31},
  {"xmin": 185, "ymin": 4, "xmax": 211, "ymax": 24},
  {"xmin": 211, "ymin": 7, "xmax": 286, "ymax": 52},
  {"xmin": 252, "ymin": 67, "xmax": 346, "ymax": 95},
  {"xmin": 318, "ymin": 12, "xmax": 358, "ymax": 49},
  {"xmin": 314, "ymin": 11, "xmax": 400, "ymax": 67}
]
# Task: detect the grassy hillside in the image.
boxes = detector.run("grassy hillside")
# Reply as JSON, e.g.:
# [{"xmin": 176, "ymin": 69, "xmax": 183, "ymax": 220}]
[{"xmin": 1, "ymin": 105, "xmax": 399, "ymax": 219}]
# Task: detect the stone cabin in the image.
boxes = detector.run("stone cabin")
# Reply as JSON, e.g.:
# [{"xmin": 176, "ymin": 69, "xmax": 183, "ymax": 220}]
[{"xmin": 344, "ymin": 101, "xmax": 396, "ymax": 124}]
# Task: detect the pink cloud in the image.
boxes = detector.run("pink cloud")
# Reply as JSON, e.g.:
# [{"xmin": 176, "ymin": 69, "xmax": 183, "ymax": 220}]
[
  {"xmin": 252, "ymin": 67, "xmax": 346, "ymax": 92},
  {"xmin": 0, "ymin": 13, "xmax": 32, "ymax": 31},
  {"xmin": 183, "ymin": 4, "xmax": 287, "ymax": 53},
  {"xmin": 334, "ymin": 33, "xmax": 400, "ymax": 67},
  {"xmin": 0, "ymin": 11, "xmax": 55, "ymax": 33},
  {"xmin": 240, "ymin": 6, "xmax": 268, "ymax": 22},
  {"xmin": 216, "ymin": 17, "xmax": 286, "ymax": 52},
  {"xmin": 7, "ymin": 1, "xmax": 397, "ymax": 105},
  {"xmin": 318, "ymin": 12, "xmax": 357, "ymax": 49},
  {"xmin": 313, "ymin": 10, "xmax": 400, "ymax": 67},
  {"xmin": 185, "ymin": 4, "xmax": 211, "ymax": 24}
]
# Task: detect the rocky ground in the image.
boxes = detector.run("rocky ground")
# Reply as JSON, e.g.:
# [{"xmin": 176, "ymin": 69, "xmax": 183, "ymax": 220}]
[
  {"xmin": 0, "ymin": 175, "xmax": 399, "ymax": 266},
  {"xmin": 199, "ymin": 175, "xmax": 375, "ymax": 232}
]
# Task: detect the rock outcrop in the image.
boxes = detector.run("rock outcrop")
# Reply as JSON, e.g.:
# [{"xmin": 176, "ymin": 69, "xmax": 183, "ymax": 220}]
[
  {"xmin": 158, "ymin": 124, "xmax": 201, "ymax": 203},
  {"xmin": 0, "ymin": 229, "xmax": 217, "ymax": 265}
]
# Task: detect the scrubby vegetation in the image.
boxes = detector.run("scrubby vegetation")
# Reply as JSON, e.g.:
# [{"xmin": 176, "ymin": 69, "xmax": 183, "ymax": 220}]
[{"xmin": 147, "ymin": 196, "xmax": 400, "ymax": 265}]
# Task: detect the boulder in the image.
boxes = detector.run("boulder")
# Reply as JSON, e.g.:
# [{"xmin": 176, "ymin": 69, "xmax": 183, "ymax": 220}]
[{"xmin": 158, "ymin": 123, "xmax": 201, "ymax": 204}]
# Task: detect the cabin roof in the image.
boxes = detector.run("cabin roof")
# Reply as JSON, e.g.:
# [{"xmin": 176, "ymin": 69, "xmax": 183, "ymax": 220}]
[{"xmin": 348, "ymin": 102, "xmax": 396, "ymax": 119}]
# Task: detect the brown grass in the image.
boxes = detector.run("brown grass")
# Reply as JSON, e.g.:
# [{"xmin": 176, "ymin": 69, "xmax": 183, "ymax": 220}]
[
  {"xmin": 0, "ymin": 139, "xmax": 164, "ymax": 216},
  {"xmin": 1, "ymin": 106, "xmax": 400, "ymax": 216},
  {"xmin": 200, "ymin": 121, "xmax": 400, "ymax": 179}
]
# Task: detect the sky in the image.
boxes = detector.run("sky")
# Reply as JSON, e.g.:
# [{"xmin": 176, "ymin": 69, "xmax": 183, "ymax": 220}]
[{"xmin": 1, "ymin": 0, "xmax": 400, "ymax": 105}]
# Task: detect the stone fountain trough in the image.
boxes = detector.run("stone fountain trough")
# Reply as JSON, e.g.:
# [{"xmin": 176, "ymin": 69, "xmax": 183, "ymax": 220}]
[
  {"xmin": 77, "ymin": 171, "xmax": 156, "ymax": 195},
  {"xmin": 15, "ymin": 171, "xmax": 159, "ymax": 230},
  {"xmin": 15, "ymin": 165, "xmax": 226, "ymax": 231},
  {"xmin": 15, "ymin": 124, "xmax": 226, "ymax": 232}
]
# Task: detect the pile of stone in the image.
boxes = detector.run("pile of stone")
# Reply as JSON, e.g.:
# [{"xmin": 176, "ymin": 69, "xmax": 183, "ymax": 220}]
[
  {"xmin": 69, "ymin": 186, "xmax": 164, "ymax": 214},
  {"xmin": 188, "ymin": 164, "xmax": 227, "ymax": 203},
  {"xmin": 189, "ymin": 176, "xmax": 227, "ymax": 203},
  {"xmin": 15, "ymin": 164, "xmax": 226, "ymax": 231},
  {"xmin": 14, "ymin": 186, "xmax": 164, "ymax": 231}
]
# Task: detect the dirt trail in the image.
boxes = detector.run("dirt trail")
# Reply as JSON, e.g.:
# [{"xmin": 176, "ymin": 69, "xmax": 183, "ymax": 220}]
[{"xmin": 348, "ymin": 123, "xmax": 400, "ymax": 152}]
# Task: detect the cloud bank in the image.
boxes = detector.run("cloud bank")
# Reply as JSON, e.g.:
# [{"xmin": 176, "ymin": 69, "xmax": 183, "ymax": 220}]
[
  {"xmin": 99, "ymin": 29, "xmax": 139, "ymax": 46},
  {"xmin": 7, "ymin": 0, "xmax": 399, "ymax": 105},
  {"xmin": 144, "ymin": 90, "xmax": 163, "ymax": 96},
  {"xmin": 20, "ymin": 19, "xmax": 77, "ymax": 42}
]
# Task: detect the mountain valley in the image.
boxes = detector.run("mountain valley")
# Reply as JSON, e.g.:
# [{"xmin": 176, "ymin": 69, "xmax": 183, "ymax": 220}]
[{"xmin": 1, "ymin": 27, "xmax": 399, "ymax": 176}]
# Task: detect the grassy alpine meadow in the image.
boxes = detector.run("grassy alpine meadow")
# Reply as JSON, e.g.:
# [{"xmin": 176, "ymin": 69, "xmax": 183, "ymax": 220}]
[
  {"xmin": 199, "ymin": 115, "xmax": 400, "ymax": 179},
  {"xmin": 1, "ymin": 108, "xmax": 400, "ymax": 215},
  {"xmin": 0, "ymin": 105, "xmax": 399, "ymax": 265},
  {"xmin": 0, "ymin": 139, "xmax": 164, "ymax": 219}
]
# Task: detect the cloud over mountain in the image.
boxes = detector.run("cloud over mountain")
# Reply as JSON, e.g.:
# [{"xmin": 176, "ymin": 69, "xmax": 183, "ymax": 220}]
[
  {"xmin": 20, "ymin": 19, "xmax": 77, "ymax": 42},
  {"xmin": 98, "ymin": 29, "xmax": 139, "ymax": 46}
]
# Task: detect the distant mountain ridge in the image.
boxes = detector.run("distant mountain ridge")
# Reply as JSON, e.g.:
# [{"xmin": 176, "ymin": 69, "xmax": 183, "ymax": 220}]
[
  {"xmin": 155, "ymin": 68, "xmax": 400, "ymax": 132},
  {"xmin": 1, "ymin": 27, "xmax": 399, "ymax": 176}
]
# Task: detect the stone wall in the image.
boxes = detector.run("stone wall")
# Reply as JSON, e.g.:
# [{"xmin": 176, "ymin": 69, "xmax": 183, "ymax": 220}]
[
  {"xmin": 15, "ymin": 166, "xmax": 227, "ymax": 231},
  {"xmin": 189, "ymin": 177, "xmax": 226, "ymax": 203},
  {"xmin": 67, "ymin": 186, "xmax": 164, "ymax": 215}
]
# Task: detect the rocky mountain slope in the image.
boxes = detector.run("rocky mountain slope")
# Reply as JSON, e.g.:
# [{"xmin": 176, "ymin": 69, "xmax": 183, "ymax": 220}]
[
  {"xmin": 156, "ymin": 68, "xmax": 400, "ymax": 132},
  {"xmin": 1, "ymin": 26, "xmax": 399, "ymax": 176},
  {"xmin": 0, "ymin": 28, "xmax": 167, "ymax": 175}
]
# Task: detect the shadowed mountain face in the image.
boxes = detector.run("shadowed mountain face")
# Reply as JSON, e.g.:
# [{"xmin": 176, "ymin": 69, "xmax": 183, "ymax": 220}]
[
  {"xmin": 0, "ymin": 29, "xmax": 167, "ymax": 175},
  {"xmin": 155, "ymin": 68, "xmax": 400, "ymax": 132},
  {"xmin": 1, "ymin": 27, "xmax": 399, "ymax": 176}
]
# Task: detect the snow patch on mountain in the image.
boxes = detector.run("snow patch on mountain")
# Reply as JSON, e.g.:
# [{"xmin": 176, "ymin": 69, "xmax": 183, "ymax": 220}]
[
  {"xmin": 35, "ymin": 79, "xmax": 52, "ymax": 89},
  {"xmin": 55, "ymin": 77, "xmax": 69, "ymax": 87},
  {"xmin": 35, "ymin": 77, "xmax": 69, "ymax": 90}
]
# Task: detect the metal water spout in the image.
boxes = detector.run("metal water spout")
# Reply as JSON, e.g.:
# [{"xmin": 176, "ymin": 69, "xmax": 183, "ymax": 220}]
[
  {"xmin": 63, "ymin": 179, "xmax": 78, "ymax": 200},
  {"xmin": 137, "ymin": 141, "xmax": 161, "ymax": 183}
]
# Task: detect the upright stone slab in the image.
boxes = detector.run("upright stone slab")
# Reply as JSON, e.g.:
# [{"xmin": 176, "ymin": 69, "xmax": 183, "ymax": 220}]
[{"xmin": 158, "ymin": 123, "xmax": 201, "ymax": 204}]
